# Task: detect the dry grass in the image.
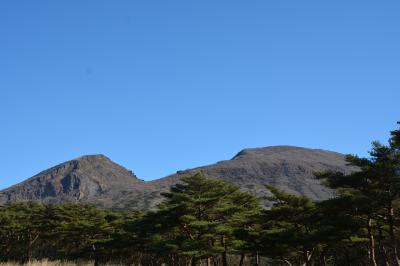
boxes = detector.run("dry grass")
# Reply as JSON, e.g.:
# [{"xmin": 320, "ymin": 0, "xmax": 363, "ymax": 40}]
[
  {"xmin": 0, "ymin": 262, "xmax": 131, "ymax": 266},
  {"xmin": 0, "ymin": 260, "xmax": 103, "ymax": 266},
  {"xmin": 0, "ymin": 257, "xmax": 271, "ymax": 266}
]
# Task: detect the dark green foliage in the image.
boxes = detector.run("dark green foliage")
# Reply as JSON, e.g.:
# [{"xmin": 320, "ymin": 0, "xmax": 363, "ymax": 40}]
[
  {"xmin": 139, "ymin": 174, "xmax": 262, "ymax": 265},
  {"xmin": 259, "ymin": 186, "xmax": 328, "ymax": 265},
  {"xmin": 316, "ymin": 121, "xmax": 400, "ymax": 266},
  {"xmin": 0, "ymin": 122, "xmax": 400, "ymax": 265},
  {"xmin": 0, "ymin": 175, "xmax": 263, "ymax": 265},
  {"xmin": 0, "ymin": 203, "xmax": 117, "ymax": 262}
]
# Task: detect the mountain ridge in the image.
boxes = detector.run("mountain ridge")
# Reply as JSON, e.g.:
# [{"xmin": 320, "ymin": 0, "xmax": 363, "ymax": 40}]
[{"xmin": 0, "ymin": 146, "xmax": 357, "ymax": 210}]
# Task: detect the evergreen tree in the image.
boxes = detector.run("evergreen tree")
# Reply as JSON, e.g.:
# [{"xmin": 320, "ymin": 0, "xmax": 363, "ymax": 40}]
[
  {"xmin": 150, "ymin": 173, "xmax": 262, "ymax": 266},
  {"xmin": 259, "ymin": 185, "xmax": 324, "ymax": 266},
  {"xmin": 317, "ymin": 122, "xmax": 400, "ymax": 266},
  {"xmin": 0, "ymin": 202, "xmax": 46, "ymax": 261}
]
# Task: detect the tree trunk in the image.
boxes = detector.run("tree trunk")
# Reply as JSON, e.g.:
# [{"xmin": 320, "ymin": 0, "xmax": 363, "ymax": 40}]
[
  {"xmin": 318, "ymin": 246, "xmax": 328, "ymax": 266},
  {"xmin": 378, "ymin": 225, "xmax": 390, "ymax": 266},
  {"xmin": 388, "ymin": 205, "xmax": 400, "ymax": 266},
  {"xmin": 221, "ymin": 252, "xmax": 228, "ymax": 266},
  {"xmin": 220, "ymin": 236, "xmax": 228, "ymax": 266},
  {"xmin": 239, "ymin": 254, "xmax": 245, "ymax": 266},
  {"xmin": 26, "ymin": 233, "xmax": 39, "ymax": 263},
  {"xmin": 92, "ymin": 243, "xmax": 99, "ymax": 266},
  {"xmin": 282, "ymin": 258, "xmax": 293, "ymax": 266},
  {"xmin": 322, "ymin": 255, "xmax": 327, "ymax": 266},
  {"xmin": 302, "ymin": 247, "xmax": 313, "ymax": 266},
  {"xmin": 254, "ymin": 251, "xmax": 259, "ymax": 266},
  {"xmin": 367, "ymin": 217, "xmax": 378, "ymax": 266},
  {"xmin": 207, "ymin": 257, "xmax": 211, "ymax": 266},
  {"xmin": 191, "ymin": 257, "xmax": 197, "ymax": 266}
]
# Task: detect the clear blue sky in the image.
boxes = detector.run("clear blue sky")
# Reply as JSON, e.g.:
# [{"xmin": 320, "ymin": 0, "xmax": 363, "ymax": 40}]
[{"xmin": 1, "ymin": 1, "xmax": 399, "ymax": 189}]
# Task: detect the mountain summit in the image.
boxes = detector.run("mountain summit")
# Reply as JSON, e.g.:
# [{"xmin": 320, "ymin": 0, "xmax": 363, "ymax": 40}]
[
  {"xmin": 150, "ymin": 146, "xmax": 356, "ymax": 205},
  {"xmin": 0, "ymin": 155, "xmax": 157, "ymax": 210},
  {"xmin": 0, "ymin": 146, "xmax": 357, "ymax": 209}
]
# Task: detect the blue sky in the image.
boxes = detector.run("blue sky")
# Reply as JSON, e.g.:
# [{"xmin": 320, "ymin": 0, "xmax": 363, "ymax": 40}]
[{"xmin": 1, "ymin": 1, "xmax": 399, "ymax": 189}]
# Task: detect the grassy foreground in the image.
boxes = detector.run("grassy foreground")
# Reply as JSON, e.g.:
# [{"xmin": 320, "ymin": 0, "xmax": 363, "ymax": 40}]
[
  {"xmin": 0, "ymin": 260, "xmax": 124, "ymax": 266},
  {"xmin": 0, "ymin": 260, "xmax": 80, "ymax": 266},
  {"xmin": 0, "ymin": 257, "xmax": 270, "ymax": 266}
]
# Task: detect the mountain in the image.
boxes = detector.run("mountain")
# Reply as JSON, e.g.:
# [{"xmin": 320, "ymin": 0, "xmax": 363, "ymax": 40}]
[
  {"xmin": 0, "ymin": 155, "xmax": 160, "ymax": 210},
  {"xmin": 150, "ymin": 146, "xmax": 357, "ymax": 206},
  {"xmin": 0, "ymin": 146, "xmax": 357, "ymax": 209}
]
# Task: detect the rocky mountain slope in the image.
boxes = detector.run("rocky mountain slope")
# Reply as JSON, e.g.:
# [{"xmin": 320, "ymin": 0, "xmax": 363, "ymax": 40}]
[
  {"xmin": 0, "ymin": 155, "xmax": 159, "ymax": 210},
  {"xmin": 0, "ymin": 146, "xmax": 357, "ymax": 210},
  {"xmin": 151, "ymin": 146, "xmax": 356, "ymax": 205}
]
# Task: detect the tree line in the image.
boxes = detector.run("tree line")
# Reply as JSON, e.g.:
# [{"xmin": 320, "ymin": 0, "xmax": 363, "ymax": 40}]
[{"xmin": 0, "ymin": 122, "xmax": 399, "ymax": 266}]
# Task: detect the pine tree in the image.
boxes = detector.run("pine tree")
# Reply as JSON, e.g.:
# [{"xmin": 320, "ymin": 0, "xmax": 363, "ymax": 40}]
[
  {"xmin": 149, "ymin": 173, "xmax": 262, "ymax": 266},
  {"xmin": 260, "ymin": 185, "xmax": 324, "ymax": 266},
  {"xmin": 317, "ymin": 122, "xmax": 400, "ymax": 266}
]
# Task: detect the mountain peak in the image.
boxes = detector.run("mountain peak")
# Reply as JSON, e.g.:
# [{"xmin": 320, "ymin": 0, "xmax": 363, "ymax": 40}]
[
  {"xmin": 232, "ymin": 145, "xmax": 323, "ymax": 159},
  {"xmin": 152, "ymin": 145, "xmax": 356, "ymax": 205},
  {"xmin": 74, "ymin": 154, "xmax": 109, "ymax": 160},
  {"xmin": 0, "ymin": 154, "xmax": 150, "ymax": 210},
  {"xmin": 70, "ymin": 154, "xmax": 114, "ymax": 165}
]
